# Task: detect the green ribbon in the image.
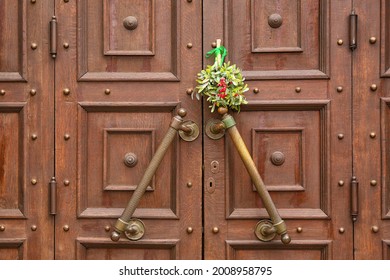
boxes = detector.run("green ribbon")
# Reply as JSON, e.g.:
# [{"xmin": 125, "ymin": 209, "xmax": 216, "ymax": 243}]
[{"xmin": 206, "ymin": 46, "xmax": 227, "ymax": 67}]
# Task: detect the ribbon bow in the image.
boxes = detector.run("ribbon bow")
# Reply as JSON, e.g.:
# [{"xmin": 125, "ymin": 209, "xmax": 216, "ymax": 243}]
[{"xmin": 206, "ymin": 46, "xmax": 227, "ymax": 68}]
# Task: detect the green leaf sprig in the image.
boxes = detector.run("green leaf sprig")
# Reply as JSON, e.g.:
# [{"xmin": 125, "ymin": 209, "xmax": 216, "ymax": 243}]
[{"xmin": 193, "ymin": 42, "xmax": 248, "ymax": 113}]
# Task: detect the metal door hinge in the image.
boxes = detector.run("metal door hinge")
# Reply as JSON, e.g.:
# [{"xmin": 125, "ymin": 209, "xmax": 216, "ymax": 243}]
[
  {"xmin": 50, "ymin": 16, "xmax": 57, "ymax": 58},
  {"xmin": 351, "ymin": 176, "xmax": 359, "ymax": 222},
  {"xmin": 49, "ymin": 177, "xmax": 57, "ymax": 215},
  {"xmin": 349, "ymin": 10, "xmax": 357, "ymax": 51}
]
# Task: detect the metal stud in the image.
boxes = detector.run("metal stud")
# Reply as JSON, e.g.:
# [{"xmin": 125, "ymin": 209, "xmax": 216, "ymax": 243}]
[
  {"xmin": 186, "ymin": 88, "xmax": 194, "ymax": 95},
  {"xmin": 104, "ymin": 89, "xmax": 111, "ymax": 95},
  {"xmin": 0, "ymin": 225, "xmax": 5, "ymax": 231},
  {"xmin": 63, "ymin": 88, "xmax": 70, "ymax": 95},
  {"xmin": 337, "ymin": 86, "xmax": 343, "ymax": 93},
  {"xmin": 372, "ymin": 226, "xmax": 379, "ymax": 233},
  {"xmin": 338, "ymin": 134, "xmax": 344, "ymax": 140},
  {"xmin": 212, "ymin": 227, "xmax": 219, "ymax": 234},
  {"xmin": 30, "ymin": 89, "xmax": 37, "ymax": 96},
  {"xmin": 31, "ymin": 225, "xmax": 37, "ymax": 231},
  {"xmin": 369, "ymin": 37, "xmax": 377, "ymax": 44},
  {"xmin": 370, "ymin": 84, "xmax": 378, "ymax": 91},
  {"xmin": 337, "ymin": 39, "xmax": 343, "ymax": 45},
  {"xmin": 338, "ymin": 180, "xmax": 345, "ymax": 187},
  {"xmin": 0, "ymin": 90, "xmax": 5, "ymax": 96},
  {"xmin": 104, "ymin": 226, "xmax": 111, "ymax": 232},
  {"xmin": 295, "ymin": 87, "xmax": 301, "ymax": 93},
  {"xmin": 64, "ymin": 0, "xmax": 69, "ymax": 2},
  {"xmin": 296, "ymin": 227, "xmax": 303, "ymax": 233},
  {"xmin": 64, "ymin": 134, "xmax": 70, "ymax": 140},
  {"xmin": 31, "ymin": 43, "xmax": 38, "ymax": 50},
  {"xmin": 63, "ymin": 180, "xmax": 70, "ymax": 186},
  {"xmin": 187, "ymin": 43, "xmax": 193, "ymax": 49},
  {"xmin": 211, "ymin": 42, "xmax": 217, "ymax": 48},
  {"xmin": 370, "ymin": 132, "xmax": 376, "ymax": 139},
  {"xmin": 31, "ymin": 0, "xmax": 36, "ymax": 3},
  {"xmin": 187, "ymin": 0, "xmax": 192, "ymax": 2},
  {"xmin": 63, "ymin": 225, "xmax": 70, "ymax": 232},
  {"xmin": 187, "ymin": 227, "xmax": 193, "ymax": 234},
  {"xmin": 31, "ymin": 178, "xmax": 37, "ymax": 185},
  {"xmin": 31, "ymin": 134, "xmax": 38, "ymax": 141},
  {"xmin": 253, "ymin": 88, "xmax": 259, "ymax": 94},
  {"xmin": 339, "ymin": 228, "xmax": 345, "ymax": 234},
  {"xmin": 63, "ymin": 42, "xmax": 70, "ymax": 49},
  {"xmin": 370, "ymin": 180, "xmax": 377, "ymax": 187},
  {"xmin": 187, "ymin": 182, "xmax": 193, "ymax": 188}
]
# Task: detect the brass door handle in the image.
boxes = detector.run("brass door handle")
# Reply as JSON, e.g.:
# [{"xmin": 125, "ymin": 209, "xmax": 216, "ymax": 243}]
[
  {"xmin": 206, "ymin": 108, "xmax": 291, "ymax": 244},
  {"xmin": 111, "ymin": 108, "xmax": 199, "ymax": 241}
]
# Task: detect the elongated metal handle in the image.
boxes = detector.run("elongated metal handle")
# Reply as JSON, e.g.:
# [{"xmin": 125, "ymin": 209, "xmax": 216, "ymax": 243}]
[
  {"xmin": 111, "ymin": 108, "xmax": 198, "ymax": 241},
  {"xmin": 212, "ymin": 108, "xmax": 290, "ymax": 244}
]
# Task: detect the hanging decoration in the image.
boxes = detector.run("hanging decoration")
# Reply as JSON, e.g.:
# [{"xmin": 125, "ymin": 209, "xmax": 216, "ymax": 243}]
[{"xmin": 193, "ymin": 39, "xmax": 248, "ymax": 112}]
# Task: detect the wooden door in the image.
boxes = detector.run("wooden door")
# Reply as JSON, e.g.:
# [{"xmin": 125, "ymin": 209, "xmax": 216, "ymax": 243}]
[
  {"xmin": 54, "ymin": 0, "xmax": 203, "ymax": 259},
  {"xmin": 0, "ymin": 0, "xmax": 54, "ymax": 259},
  {"xmin": 203, "ymin": 0, "xmax": 354, "ymax": 259},
  {"xmin": 352, "ymin": 0, "xmax": 390, "ymax": 260}
]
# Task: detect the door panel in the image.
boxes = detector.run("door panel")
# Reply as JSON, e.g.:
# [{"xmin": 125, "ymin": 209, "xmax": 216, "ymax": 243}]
[
  {"xmin": 0, "ymin": 0, "xmax": 54, "ymax": 259},
  {"xmin": 203, "ymin": 0, "xmax": 353, "ymax": 259},
  {"xmin": 353, "ymin": 0, "xmax": 390, "ymax": 260},
  {"xmin": 54, "ymin": 0, "xmax": 202, "ymax": 259}
]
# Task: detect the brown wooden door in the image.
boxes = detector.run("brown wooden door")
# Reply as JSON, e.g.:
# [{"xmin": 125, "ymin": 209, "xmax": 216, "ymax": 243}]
[
  {"xmin": 203, "ymin": 0, "xmax": 354, "ymax": 259},
  {"xmin": 2, "ymin": 0, "xmax": 390, "ymax": 260},
  {"xmin": 352, "ymin": 0, "xmax": 390, "ymax": 260},
  {"xmin": 0, "ymin": 0, "xmax": 54, "ymax": 259},
  {"xmin": 54, "ymin": 0, "xmax": 202, "ymax": 259}
]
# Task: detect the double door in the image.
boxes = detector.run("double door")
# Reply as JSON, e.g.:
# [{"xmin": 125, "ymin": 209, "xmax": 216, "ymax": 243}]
[{"xmin": 0, "ymin": 0, "xmax": 389, "ymax": 260}]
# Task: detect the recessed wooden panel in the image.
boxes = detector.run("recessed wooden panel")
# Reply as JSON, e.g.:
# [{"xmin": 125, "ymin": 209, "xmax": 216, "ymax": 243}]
[
  {"xmin": 77, "ymin": 103, "xmax": 179, "ymax": 219},
  {"xmin": 382, "ymin": 241, "xmax": 390, "ymax": 259},
  {"xmin": 224, "ymin": 0, "xmax": 329, "ymax": 79},
  {"xmin": 252, "ymin": 128, "xmax": 304, "ymax": 191},
  {"xmin": 226, "ymin": 240, "xmax": 331, "ymax": 260},
  {"xmin": 76, "ymin": 238, "xmax": 178, "ymax": 260},
  {"xmin": 251, "ymin": 0, "xmax": 301, "ymax": 53},
  {"xmin": 103, "ymin": 128, "xmax": 156, "ymax": 191},
  {"xmin": 0, "ymin": 239, "xmax": 25, "ymax": 260},
  {"xmin": 0, "ymin": 103, "xmax": 26, "ymax": 219},
  {"xmin": 381, "ymin": 0, "xmax": 390, "ymax": 77},
  {"xmin": 381, "ymin": 99, "xmax": 390, "ymax": 218},
  {"xmin": 0, "ymin": 0, "xmax": 27, "ymax": 81},
  {"xmin": 77, "ymin": 0, "xmax": 180, "ymax": 81},
  {"xmin": 103, "ymin": 0, "xmax": 154, "ymax": 55},
  {"xmin": 227, "ymin": 102, "xmax": 329, "ymax": 220}
]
